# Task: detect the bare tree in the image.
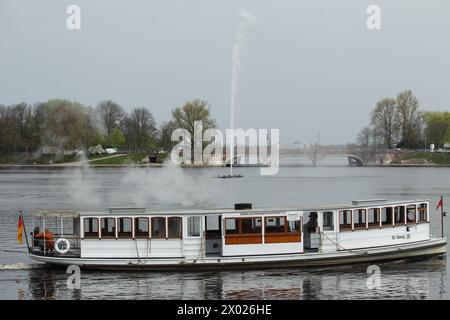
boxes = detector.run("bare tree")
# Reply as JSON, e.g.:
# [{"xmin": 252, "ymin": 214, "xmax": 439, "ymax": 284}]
[
  {"xmin": 125, "ymin": 107, "xmax": 157, "ymax": 151},
  {"xmin": 357, "ymin": 126, "xmax": 373, "ymax": 148},
  {"xmin": 371, "ymin": 98, "xmax": 400, "ymax": 149},
  {"xmin": 96, "ymin": 100, "xmax": 125, "ymax": 136},
  {"xmin": 397, "ymin": 90, "xmax": 420, "ymax": 147}
]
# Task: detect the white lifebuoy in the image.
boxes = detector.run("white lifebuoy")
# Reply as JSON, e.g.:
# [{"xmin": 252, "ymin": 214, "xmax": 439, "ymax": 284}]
[{"xmin": 54, "ymin": 238, "xmax": 70, "ymax": 254}]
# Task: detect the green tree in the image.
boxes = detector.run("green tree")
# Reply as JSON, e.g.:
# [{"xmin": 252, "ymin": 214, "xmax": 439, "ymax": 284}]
[
  {"xmin": 424, "ymin": 111, "xmax": 450, "ymax": 148},
  {"xmin": 106, "ymin": 127, "xmax": 126, "ymax": 149},
  {"xmin": 171, "ymin": 99, "xmax": 216, "ymax": 161}
]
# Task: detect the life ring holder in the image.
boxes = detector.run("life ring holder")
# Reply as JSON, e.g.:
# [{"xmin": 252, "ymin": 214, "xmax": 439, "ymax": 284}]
[{"xmin": 54, "ymin": 238, "xmax": 70, "ymax": 254}]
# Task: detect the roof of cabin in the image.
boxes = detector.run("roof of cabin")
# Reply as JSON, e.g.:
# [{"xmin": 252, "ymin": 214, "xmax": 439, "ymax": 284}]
[{"xmin": 30, "ymin": 199, "xmax": 430, "ymax": 217}]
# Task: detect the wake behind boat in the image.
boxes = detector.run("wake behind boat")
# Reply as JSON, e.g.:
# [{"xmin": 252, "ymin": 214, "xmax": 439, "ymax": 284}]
[{"xmin": 23, "ymin": 199, "xmax": 446, "ymax": 270}]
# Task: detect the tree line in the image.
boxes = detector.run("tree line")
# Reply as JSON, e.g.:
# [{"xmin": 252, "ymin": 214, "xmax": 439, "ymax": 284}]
[
  {"xmin": 0, "ymin": 98, "xmax": 215, "ymax": 159},
  {"xmin": 357, "ymin": 90, "xmax": 450, "ymax": 150}
]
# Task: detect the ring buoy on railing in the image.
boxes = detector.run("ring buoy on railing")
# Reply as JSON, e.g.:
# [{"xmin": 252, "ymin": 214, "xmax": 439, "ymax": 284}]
[{"xmin": 54, "ymin": 238, "xmax": 70, "ymax": 254}]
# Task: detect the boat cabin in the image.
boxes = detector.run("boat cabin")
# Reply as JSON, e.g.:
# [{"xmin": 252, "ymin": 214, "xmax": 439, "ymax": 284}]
[{"xmin": 28, "ymin": 200, "xmax": 430, "ymax": 260}]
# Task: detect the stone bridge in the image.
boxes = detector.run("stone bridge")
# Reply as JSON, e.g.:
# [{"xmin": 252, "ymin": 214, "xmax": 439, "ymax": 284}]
[{"xmin": 225, "ymin": 144, "xmax": 389, "ymax": 167}]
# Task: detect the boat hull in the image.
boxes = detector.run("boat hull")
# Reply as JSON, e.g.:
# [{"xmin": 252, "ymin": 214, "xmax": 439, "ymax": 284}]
[{"xmin": 28, "ymin": 237, "xmax": 447, "ymax": 271}]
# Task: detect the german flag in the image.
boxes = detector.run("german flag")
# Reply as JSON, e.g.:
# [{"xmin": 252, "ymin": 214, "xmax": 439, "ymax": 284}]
[{"xmin": 17, "ymin": 214, "xmax": 23, "ymax": 245}]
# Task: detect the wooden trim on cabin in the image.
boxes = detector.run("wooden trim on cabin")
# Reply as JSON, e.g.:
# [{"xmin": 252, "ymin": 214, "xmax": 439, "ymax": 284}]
[{"xmin": 225, "ymin": 234, "xmax": 263, "ymax": 245}]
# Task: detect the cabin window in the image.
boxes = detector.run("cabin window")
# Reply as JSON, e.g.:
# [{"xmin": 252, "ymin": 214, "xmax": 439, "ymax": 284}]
[
  {"xmin": 394, "ymin": 206, "xmax": 405, "ymax": 226},
  {"xmin": 83, "ymin": 218, "xmax": 99, "ymax": 239},
  {"xmin": 418, "ymin": 203, "xmax": 428, "ymax": 222},
  {"xmin": 339, "ymin": 210, "xmax": 352, "ymax": 231},
  {"xmin": 406, "ymin": 205, "xmax": 416, "ymax": 224},
  {"xmin": 381, "ymin": 207, "xmax": 393, "ymax": 227},
  {"xmin": 264, "ymin": 216, "xmax": 301, "ymax": 243},
  {"xmin": 353, "ymin": 209, "xmax": 367, "ymax": 229},
  {"xmin": 323, "ymin": 211, "xmax": 334, "ymax": 231},
  {"xmin": 225, "ymin": 218, "xmax": 239, "ymax": 234},
  {"xmin": 368, "ymin": 208, "xmax": 380, "ymax": 228},
  {"xmin": 168, "ymin": 217, "xmax": 182, "ymax": 239},
  {"xmin": 241, "ymin": 218, "xmax": 262, "ymax": 234},
  {"xmin": 187, "ymin": 216, "xmax": 202, "ymax": 237},
  {"xmin": 134, "ymin": 217, "xmax": 149, "ymax": 239},
  {"xmin": 287, "ymin": 220, "xmax": 301, "ymax": 234},
  {"xmin": 224, "ymin": 218, "xmax": 262, "ymax": 245},
  {"xmin": 265, "ymin": 217, "xmax": 286, "ymax": 233},
  {"xmin": 151, "ymin": 217, "xmax": 166, "ymax": 239},
  {"xmin": 117, "ymin": 217, "xmax": 132, "ymax": 239},
  {"xmin": 100, "ymin": 218, "xmax": 116, "ymax": 239}
]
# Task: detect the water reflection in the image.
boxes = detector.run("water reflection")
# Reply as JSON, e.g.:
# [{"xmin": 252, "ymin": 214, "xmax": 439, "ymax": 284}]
[{"xmin": 23, "ymin": 256, "xmax": 446, "ymax": 300}]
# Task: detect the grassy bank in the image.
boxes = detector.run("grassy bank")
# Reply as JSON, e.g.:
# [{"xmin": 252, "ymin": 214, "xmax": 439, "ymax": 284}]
[{"xmin": 399, "ymin": 152, "xmax": 450, "ymax": 165}]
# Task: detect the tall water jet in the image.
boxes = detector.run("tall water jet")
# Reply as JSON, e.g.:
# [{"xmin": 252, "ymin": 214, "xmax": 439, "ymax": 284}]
[{"xmin": 229, "ymin": 10, "xmax": 256, "ymax": 175}]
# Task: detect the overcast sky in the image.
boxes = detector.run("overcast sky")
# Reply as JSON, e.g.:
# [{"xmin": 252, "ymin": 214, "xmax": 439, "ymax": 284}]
[{"xmin": 1, "ymin": 0, "xmax": 449, "ymax": 144}]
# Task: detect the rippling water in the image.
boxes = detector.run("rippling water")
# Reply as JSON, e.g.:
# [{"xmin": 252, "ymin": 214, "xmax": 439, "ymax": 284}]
[{"xmin": 0, "ymin": 166, "xmax": 449, "ymax": 299}]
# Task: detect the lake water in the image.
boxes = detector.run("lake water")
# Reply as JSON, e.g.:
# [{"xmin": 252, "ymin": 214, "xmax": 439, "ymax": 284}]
[{"xmin": 0, "ymin": 166, "xmax": 449, "ymax": 299}]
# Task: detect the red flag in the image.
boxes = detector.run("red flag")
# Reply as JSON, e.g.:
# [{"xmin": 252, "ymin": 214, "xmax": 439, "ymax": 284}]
[
  {"xmin": 436, "ymin": 197, "xmax": 443, "ymax": 211},
  {"xmin": 17, "ymin": 215, "xmax": 23, "ymax": 245}
]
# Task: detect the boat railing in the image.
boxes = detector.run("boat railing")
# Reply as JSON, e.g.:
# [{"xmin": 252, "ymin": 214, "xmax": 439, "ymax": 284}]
[{"xmin": 30, "ymin": 233, "xmax": 81, "ymax": 257}]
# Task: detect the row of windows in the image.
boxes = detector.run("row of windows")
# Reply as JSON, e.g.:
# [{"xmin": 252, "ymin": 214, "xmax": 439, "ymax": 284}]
[
  {"xmin": 83, "ymin": 216, "xmax": 202, "ymax": 239},
  {"xmin": 338, "ymin": 204, "xmax": 428, "ymax": 231},
  {"xmin": 224, "ymin": 217, "xmax": 301, "ymax": 245}
]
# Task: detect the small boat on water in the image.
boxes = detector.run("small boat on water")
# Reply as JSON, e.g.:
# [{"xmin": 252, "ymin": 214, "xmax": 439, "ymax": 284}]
[{"xmin": 25, "ymin": 199, "xmax": 446, "ymax": 270}]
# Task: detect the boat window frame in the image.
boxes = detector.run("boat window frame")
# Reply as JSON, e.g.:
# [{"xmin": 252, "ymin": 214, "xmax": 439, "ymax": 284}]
[
  {"xmin": 117, "ymin": 217, "xmax": 133, "ymax": 239},
  {"xmin": 339, "ymin": 210, "xmax": 352, "ymax": 232},
  {"xmin": 134, "ymin": 217, "xmax": 150, "ymax": 239},
  {"xmin": 406, "ymin": 205, "xmax": 416, "ymax": 224},
  {"xmin": 322, "ymin": 211, "xmax": 334, "ymax": 231},
  {"xmin": 100, "ymin": 217, "xmax": 116, "ymax": 239},
  {"xmin": 224, "ymin": 217, "xmax": 263, "ymax": 245},
  {"xmin": 167, "ymin": 216, "xmax": 183, "ymax": 239},
  {"xmin": 353, "ymin": 209, "xmax": 367, "ymax": 230},
  {"xmin": 264, "ymin": 216, "xmax": 287, "ymax": 234},
  {"xmin": 418, "ymin": 203, "xmax": 428, "ymax": 223},
  {"xmin": 367, "ymin": 208, "xmax": 380, "ymax": 229},
  {"xmin": 263, "ymin": 215, "xmax": 302, "ymax": 243},
  {"xmin": 151, "ymin": 216, "xmax": 166, "ymax": 239},
  {"xmin": 187, "ymin": 216, "xmax": 202, "ymax": 238},
  {"xmin": 381, "ymin": 207, "xmax": 394, "ymax": 228},
  {"xmin": 394, "ymin": 205, "xmax": 406, "ymax": 226},
  {"xmin": 83, "ymin": 217, "xmax": 99, "ymax": 239}
]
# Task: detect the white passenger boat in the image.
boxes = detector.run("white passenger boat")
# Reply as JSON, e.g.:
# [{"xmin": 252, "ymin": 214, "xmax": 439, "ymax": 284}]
[{"xmin": 25, "ymin": 199, "xmax": 446, "ymax": 270}]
